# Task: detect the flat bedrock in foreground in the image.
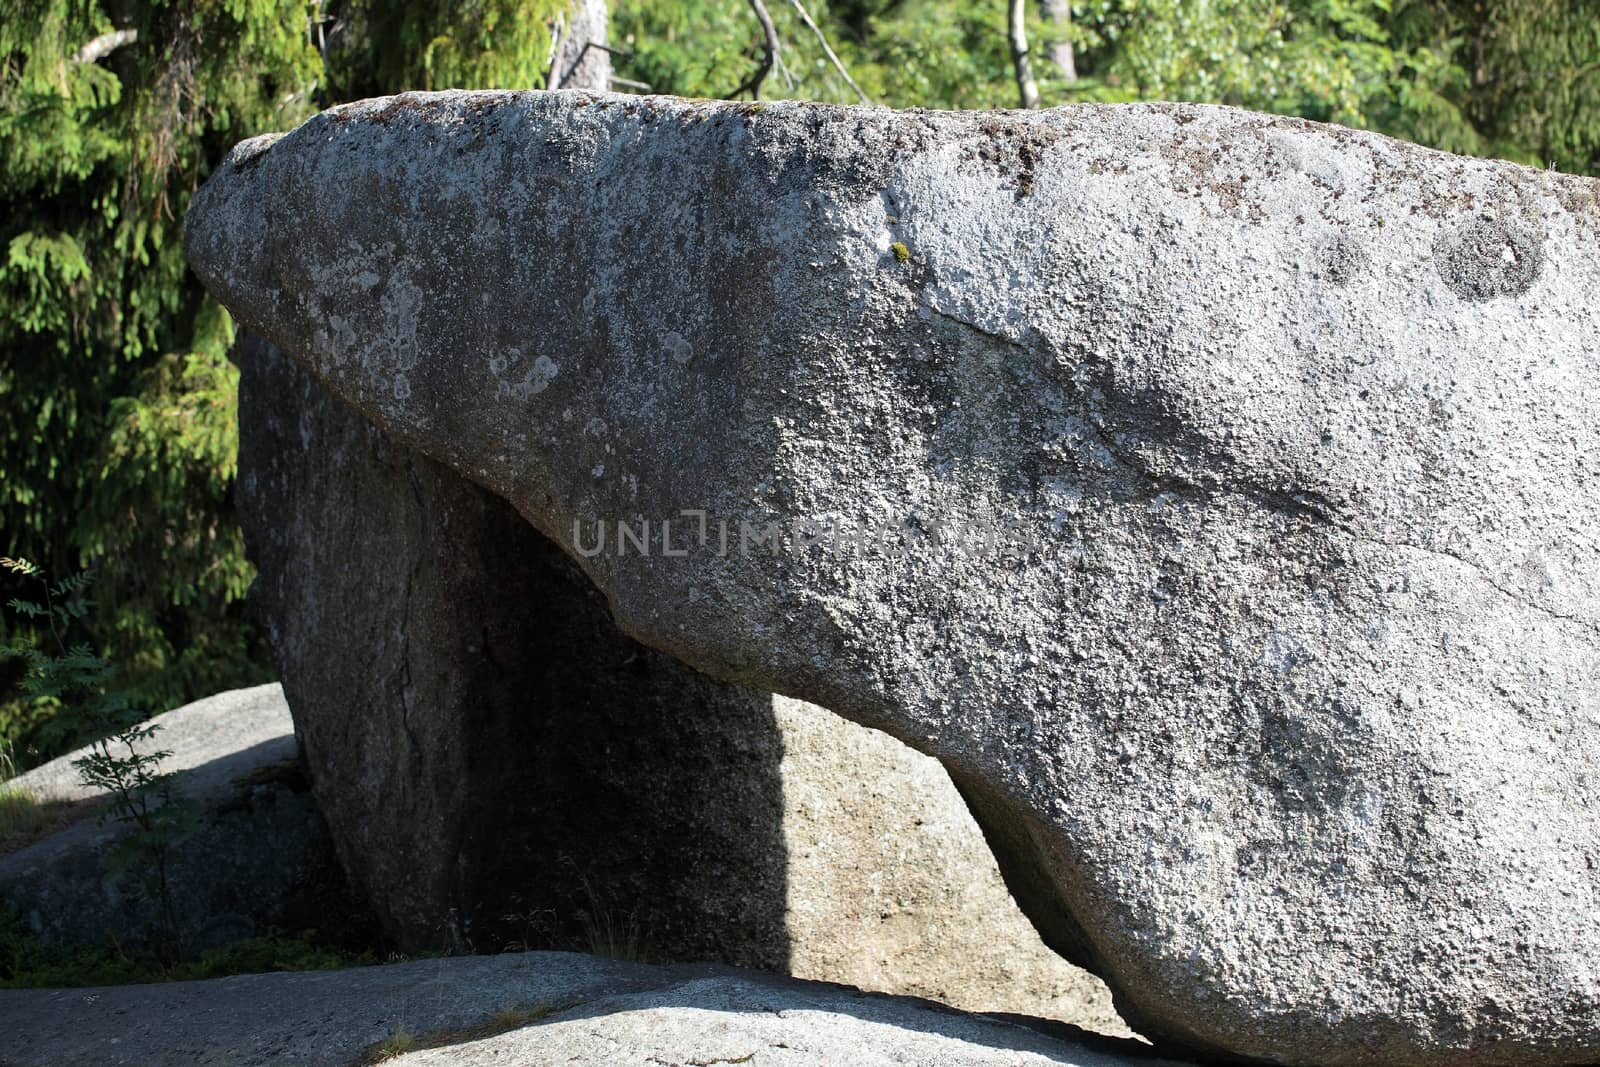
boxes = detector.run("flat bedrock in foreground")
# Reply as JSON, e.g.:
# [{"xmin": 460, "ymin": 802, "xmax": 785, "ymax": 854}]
[
  {"xmin": 0, "ymin": 951, "xmax": 1177, "ymax": 1067},
  {"xmin": 185, "ymin": 89, "xmax": 1600, "ymax": 1066}
]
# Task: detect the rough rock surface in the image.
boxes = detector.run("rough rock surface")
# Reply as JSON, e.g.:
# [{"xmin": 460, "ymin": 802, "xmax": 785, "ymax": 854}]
[
  {"xmin": 187, "ymin": 90, "xmax": 1600, "ymax": 1065},
  {"xmin": 235, "ymin": 332, "xmax": 789, "ymax": 962},
  {"xmin": 773, "ymin": 694, "xmax": 1125, "ymax": 1034},
  {"xmin": 0, "ymin": 950, "xmax": 1173, "ymax": 1067},
  {"xmin": 3, "ymin": 684, "xmax": 294, "ymax": 805},
  {"xmin": 0, "ymin": 685, "xmax": 342, "ymax": 952},
  {"xmin": 234, "ymin": 336, "xmax": 1122, "ymax": 1031}
]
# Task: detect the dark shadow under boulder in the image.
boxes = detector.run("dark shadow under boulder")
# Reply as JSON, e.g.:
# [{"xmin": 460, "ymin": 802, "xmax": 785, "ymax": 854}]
[{"xmin": 234, "ymin": 334, "xmax": 789, "ymax": 965}]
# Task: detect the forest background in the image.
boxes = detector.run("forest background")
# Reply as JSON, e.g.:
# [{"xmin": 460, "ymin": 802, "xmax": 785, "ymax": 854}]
[{"xmin": 3, "ymin": 0, "xmax": 1596, "ymax": 765}]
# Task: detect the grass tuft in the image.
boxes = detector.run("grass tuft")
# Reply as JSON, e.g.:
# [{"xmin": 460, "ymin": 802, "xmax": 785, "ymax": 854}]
[
  {"xmin": 491, "ymin": 1000, "xmax": 560, "ymax": 1029},
  {"xmin": 0, "ymin": 784, "xmax": 42, "ymax": 836},
  {"xmin": 581, "ymin": 906, "xmax": 653, "ymax": 964},
  {"xmin": 354, "ymin": 1001, "xmax": 573, "ymax": 1064},
  {"xmin": 372, "ymin": 1027, "xmax": 416, "ymax": 1062}
]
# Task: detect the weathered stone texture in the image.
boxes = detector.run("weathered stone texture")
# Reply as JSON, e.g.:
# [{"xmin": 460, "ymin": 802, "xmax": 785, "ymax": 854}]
[
  {"xmin": 191, "ymin": 91, "xmax": 1600, "ymax": 1065},
  {"xmin": 235, "ymin": 334, "xmax": 1122, "ymax": 1032}
]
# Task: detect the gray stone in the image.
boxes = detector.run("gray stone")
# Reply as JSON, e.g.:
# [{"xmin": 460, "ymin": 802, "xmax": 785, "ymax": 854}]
[
  {"xmin": 0, "ymin": 684, "xmax": 343, "ymax": 953},
  {"xmin": 186, "ymin": 90, "xmax": 1600, "ymax": 1065},
  {"xmin": 0, "ymin": 950, "xmax": 1175, "ymax": 1067},
  {"xmin": 3, "ymin": 683, "xmax": 294, "ymax": 806},
  {"xmin": 235, "ymin": 335, "xmax": 1122, "ymax": 1031},
  {"xmin": 773, "ymin": 694, "xmax": 1126, "ymax": 1036},
  {"xmin": 235, "ymin": 332, "xmax": 789, "ymax": 964}
]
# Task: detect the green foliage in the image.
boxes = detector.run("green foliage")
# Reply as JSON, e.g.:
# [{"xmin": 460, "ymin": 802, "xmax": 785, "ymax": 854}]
[
  {"xmin": 0, "ymin": 904, "xmax": 374, "ymax": 987},
  {"xmin": 325, "ymin": 0, "xmax": 571, "ymax": 97},
  {"xmin": 612, "ymin": 0, "xmax": 754, "ymax": 99},
  {"xmin": 614, "ymin": 0, "xmax": 1597, "ymax": 176},
  {"xmin": 1, "ymin": 557, "xmax": 200, "ymax": 959},
  {"xmin": 848, "ymin": 0, "xmax": 1021, "ymax": 109},
  {"xmin": 614, "ymin": 0, "xmax": 1021, "ymax": 107},
  {"xmin": 1390, "ymin": 0, "xmax": 1600, "ymax": 173},
  {"xmin": 0, "ymin": 1, "xmax": 320, "ymax": 742},
  {"xmin": 0, "ymin": 1, "xmax": 629, "ymax": 765},
  {"xmin": 0, "ymin": 905, "xmax": 152, "ymax": 987},
  {"xmin": 74, "ymin": 717, "xmax": 202, "ymax": 962},
  {"xmin": 0, "ymin": 784, "xmax": 48, "ymax": 839},
  {"xmin": 0, "ymin": 736, "xmax": 57, "ymax": 842},
  {"xmin": 372, "ymin": 1028, "xmax": 420, "ymax": 1061},
  {"xmin": 1058, "ymin": 1, "xmax": 1391, "ymax": 119},
  {"xmin": 0, "ymin": 556, "xmax": 115, "ymax": 756}
]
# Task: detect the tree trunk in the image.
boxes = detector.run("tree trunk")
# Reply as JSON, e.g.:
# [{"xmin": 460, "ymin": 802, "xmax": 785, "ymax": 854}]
[
  {"xmin": 553, "ymin": 0, "xmax": 611, "ymax": 91},
  {"xmin": 1007, "ymin": 0, "xmax": 1041, "ymax": 109},
  {"xmin": 1040, "ymin": 0, "xmax": 1076, "ymax": 82}
]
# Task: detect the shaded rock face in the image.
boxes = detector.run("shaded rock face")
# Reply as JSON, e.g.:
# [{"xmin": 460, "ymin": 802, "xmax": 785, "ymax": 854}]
[
  {"xmin": 235, "ymin": 334, "xmax": 788, "ymax": 964},
  {"xmin": 191, "ymin": 91, "xmax": 1600, "ymax": 1066}
]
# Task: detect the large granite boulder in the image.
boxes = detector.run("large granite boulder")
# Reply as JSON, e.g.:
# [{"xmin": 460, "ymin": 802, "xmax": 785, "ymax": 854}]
[
  {"xmin": 233, "ymin": 331, "xmax": 1121, "ymax": 1030},
  {"xmin": 188, "ymin": 90, "xmax": 1600, "ymax": 1065}
]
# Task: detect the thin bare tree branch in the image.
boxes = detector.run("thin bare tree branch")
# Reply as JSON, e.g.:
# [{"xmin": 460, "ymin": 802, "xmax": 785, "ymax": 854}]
[
  {"xmin": 775, "ymin": 47, "xmax": 798, "ymax": 91},
  {"xmin": 73, "ymin": 28, "xmax": 138, "ymax": 65},
  {"xmin": 733, "ymin": 0, "xmax": 781, "ymax": 100},
  {"xmin": 786, "ymin": 0, "xmax": 871, "ymax": 105},
  {"xmin": 1007, "ymin": 0, "xmax": 1041, "ymax": 109}
]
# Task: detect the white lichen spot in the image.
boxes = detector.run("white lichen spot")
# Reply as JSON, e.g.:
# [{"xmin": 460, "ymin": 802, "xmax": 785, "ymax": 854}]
[
  {"xmin": 379, "ymin": 274, "xmax": 422, "ymax": 372},
  {"xmin": 496, "ymin": 354, "xmax": 559, "ymax": 401},
  {"xmin": 585, "ymin": 417, "xmax": 608, "ymax": 437},
  {"xmin": 530, "ymin": 354, "xmax": 559, "ymax": 390},
  {"xmin": 592, "ymin": 463, "xmax": 606, "ymax": 478},
  {"xmin": 663, "ymin": 331, "xmax": 694, "ymax": 365},
  {"xmin": 488, "ymin": 346, "xmax": 520, "ymax": 377},
  {"xmin": 326, "ymin": 315, "xmax": 358, "ymax": 363}
]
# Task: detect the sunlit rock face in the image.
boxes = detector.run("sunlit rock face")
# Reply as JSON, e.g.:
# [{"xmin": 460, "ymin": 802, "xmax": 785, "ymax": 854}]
[{"xmin": 188, "ymin": 89, "xmax": 1600, "ymax": 1066}]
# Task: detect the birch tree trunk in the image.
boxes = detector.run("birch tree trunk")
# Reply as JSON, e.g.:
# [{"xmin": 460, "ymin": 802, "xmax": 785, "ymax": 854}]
[{"xmin": 1008, "ymin": 0, "xmax": 1041, "ymax": 109}]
